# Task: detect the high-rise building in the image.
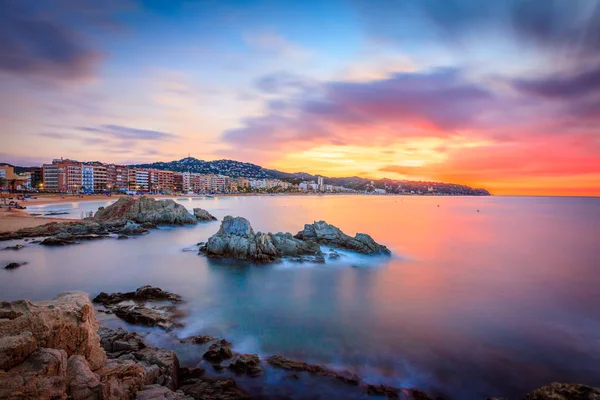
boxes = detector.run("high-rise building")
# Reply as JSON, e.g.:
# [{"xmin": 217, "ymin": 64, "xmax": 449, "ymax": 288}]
[
  {"xmin": 42, "ymin": 164, "xmax": 59, "ymax": 191},
  {"xmin": 92, "ymin": 163, "xmax": 107, "ymax": 192},
  {"xmin": 82, "ymin": 165, "xmax": 94, "ymax": 193}
]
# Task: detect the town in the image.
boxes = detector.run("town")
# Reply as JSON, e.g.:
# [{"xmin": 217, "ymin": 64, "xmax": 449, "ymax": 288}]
[{"xmin": 0, "ymin": 158, "xmax": 357, "ymax": 195}]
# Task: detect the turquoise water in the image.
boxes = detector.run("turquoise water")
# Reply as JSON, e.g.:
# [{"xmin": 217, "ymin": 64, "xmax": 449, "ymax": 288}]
[{"xmin": 2, "ymin": 195, "xmax": 600, "ymax": 399}]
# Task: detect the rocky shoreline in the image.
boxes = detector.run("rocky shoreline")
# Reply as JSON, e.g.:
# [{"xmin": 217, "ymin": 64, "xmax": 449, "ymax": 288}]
[
  {"xmin": 1, "ymin": 288, "xmax": 598, "ymax": 400},
  {"xmin": 0, "ymin": 196, "xmax": 217, "ymax": 245}
]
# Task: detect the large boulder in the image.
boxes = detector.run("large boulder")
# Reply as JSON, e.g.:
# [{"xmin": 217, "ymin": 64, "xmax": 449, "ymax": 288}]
[
  {"xmin": 94, "ymin": 196, "xmax": 197, "ymax": 225},
  {"xmin": 192, "ymin": 208, "xmax": 217, "ymax": 222},
  {"xmin": 0, "ymin": 220, "xmax": 108, "ymax": 241},
  {"xmin": 0, "ymin": 292, "xmax": 106, "ymax": 370},
  {"xmin": 295, "ymin": 221, "xmax": 391, "ymax": 255},
  {"xmin": 200, "ymin": 216, "xmax": 322, "ymax": 263}
]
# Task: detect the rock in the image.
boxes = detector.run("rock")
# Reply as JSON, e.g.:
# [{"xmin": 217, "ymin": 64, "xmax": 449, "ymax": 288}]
[
  {"xmin": 295, "ymin": 221, "xmax": 391, "ymax": 255},
  {"xmin": 202, "ymin": 340, "xmax": 233, "ymax": 363},
  {"xmin": 0, "ymin": 332, "xmax": 37, "ymax": 370},
  {"xmin": 93, "ymin": 286, "xmax": 183, "ymax": 331},
  {"xmin": 192, "ymin": 208, "xmax": 217, "ymax": 222},
  {"xmin": 117, "ymin": 235, "xmax": 129, "ymax": 240},
  {"xmin": 180, "ymin": 335, "xmax": 217, "ymax": 345},
  {"xmin": 121, "ymin": 221, "xmax": 147, "ymax": 235},
  {"xmin": 200, "ymin": 216, "xmax": 322, "ymax": 263},
  {"xmin": 267, "ymin": 355, "xmax": 361, "ymax": 387},
  {"xmin": 96, "ymin": 358, "xmax": 147, "ymax": 399},
  {"xmin": 136, "ymin": 384, "xmax": 193, "ymax": 400},
  {"xmin": 523, "ymin": 382, "xmax": 600, "ymax": 400},
  {"xmin": 179, "ymin": 376, "xmax": 250, "ymax": 400},
  {"xmin": 67, "ymin": 355, "xmax": 103, "ymax": 400},
  {"xmin": 328, "ymin": 250, "xmax": 341, "ymax": 260},
  {"xmin": 0, "ymin": 348, "xmax": 68, "ymax": 400},
  {"xmin": 112, "ymin": 304, "xmax": 180, "ymax": 331},
  {"xmin": 228, "ymin": 354, "xmax": 262, "ymax": 377},
  {"xmin": 4, "ymin": 262, "xmax": 27, "ymax": 270},
  {"xmin": 94, "ymin": 196, "xmax": 197, "ymax": 225},
  {"xmin": 0, "ymin": 220, "xmax": 108, "ymax": 241},
  {"xmin": 0, "ymin": 292, "xmax": 106, "ymax": 370},
  {"xmin": 40, "ymin": 236, "xmax": 79, "ymax": 246},
  {"xmin": 2, "ymin": 244, "xmax": 24, "ymax": 251},
  {"xmin": 98, "ymin": 327, "xmax": 180, "ymax": 390},
  {"xmin": 94, "ymin": 285, "xmax": 181, "ymax": 306}
]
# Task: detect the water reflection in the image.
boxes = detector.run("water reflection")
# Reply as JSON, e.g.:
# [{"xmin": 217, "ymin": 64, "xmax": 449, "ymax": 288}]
[{"xmin": 2, "ymin": 195, "xmax": 600, "ymax": 399}]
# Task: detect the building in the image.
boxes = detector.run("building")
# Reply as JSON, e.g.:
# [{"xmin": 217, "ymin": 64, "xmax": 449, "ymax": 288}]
[
  {"xmin": 82, "ymin": 165, "xmax": 94, "ymax": 193},
  {"xmin": 134, "ymin": 169, "xmax": 149, "ymax": 190},
  {"xmin": 317, "ymin": 175, "xmax": 324, "ymax": 191},
  {"xmin": 42, "ymin": 164, "xmax": 59, "ymax": 191},
  {"xmin": 31, "ymin": 168, "xmax": 43, "ymax": 189},
  {"xmin": 92, "ymin": 164, "xmax": 107, "ymax": 192},
  {"xmin": 0, "ymin": 164, "xmax": 15, "ymax": 180},
  {"xmin": 173, "ymin": 172, "xmax": 183, "ymax": 192}
]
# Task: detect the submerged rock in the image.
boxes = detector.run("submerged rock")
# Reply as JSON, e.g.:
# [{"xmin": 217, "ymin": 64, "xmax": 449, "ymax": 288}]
[
  {"xmin": 193, "ymin": 208, "xmax": 217, "ymax": 222},
  {"xmin": 202, "ymin": 340, "xmax": 233, "ymax": 363},
  {"xmin": 4, "ymin": 262, "xmax": 27, "ymax": 270},
  {"xmin": 227, "ymin": 353, "xmax": 262, "ymax": 377},
  {"xmin": 94, "ymin": 196, "xmax": 197, "ymax": 225},
  {"xmin": 295, "ymin": 221, "xmax": 391, "ymax": 255},
  {"xmin": 2, "ymin": 244, "xmax": 24, "ymax": 251}
]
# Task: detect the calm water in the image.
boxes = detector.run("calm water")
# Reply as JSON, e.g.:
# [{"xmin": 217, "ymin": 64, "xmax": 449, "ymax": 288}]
[{"xmin": 2, "ymin": 195, "xmax": 600, "ymax": 399}]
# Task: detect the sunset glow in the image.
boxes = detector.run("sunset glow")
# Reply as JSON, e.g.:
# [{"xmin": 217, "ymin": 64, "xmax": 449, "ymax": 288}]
[{"xmin": 1, "ymin": 0, "xmax": 599, "ymax": 195}]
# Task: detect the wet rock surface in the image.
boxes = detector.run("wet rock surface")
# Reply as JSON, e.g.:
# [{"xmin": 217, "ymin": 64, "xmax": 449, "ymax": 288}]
[
  {"xmin": 93, "ymin": 286, "xmax": 183, "ymax": 331},
  {"xmin": 2, "ymin": 244, "xmax": 23, "ymax": 251},
  {"xmin": 523, "ymin": 382, "xmax": 600, "ymax": 400},
  {"xmin": 203, "ymin": 340, "xmax": 233, "ymax": 363},
  {"xmin": 199, "ymin": 216, "xmax": 390, "ymax": 263},
  {"xmin": 94, "ymin": 196, "xmax": 197, "ymax": 225},
  {"xmin": 193, "ymin": 208, "xmax": 217, "ymax": 222},
  {"xmin": 227, "ymin": 354, "xmax": 262, "ymax": 377}
]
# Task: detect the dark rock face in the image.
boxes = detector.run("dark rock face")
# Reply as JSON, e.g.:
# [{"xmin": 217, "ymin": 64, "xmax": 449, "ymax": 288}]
[
  {"xmin": 523, "ymin": 382, "xmax": 600, "ymax": 400},
  {"xmin": 179, "ymin": 376, "xmax": 250, "ymax": 400},
  {"xmin": 199, "ymin": 216, "xmax": 322, "ymax": 263},
  {"xmin": 199, "ymin": 216, "xmax": 390, "ymax": 263},
  {"xmin": 94, "ymin": 196, "xmax": 197, "ymax": 225},
  {"xmin": 180, "ymin": 335, "xmax": 217, "ymax": 345},
  {"xmin": 193, "ymin": 208, "xmax": 217, "ymax": 222},
  {"xmin": 228, "ymin": 354, "xmax": 262, "ymax": 377},
  {"xmin": 203, "ymin": 340, "xmax": 233, "ymax": 363},
  {"xmin": 295, "ymin": 221, "xmax": 391, "ymax": 255},
  {"xmin": 93, "ymin": 286, "xmax": 183, "ymax": 331},
  {"xmin": 4, "ymin": 262, "xmax": 27, "ymax": 270}
]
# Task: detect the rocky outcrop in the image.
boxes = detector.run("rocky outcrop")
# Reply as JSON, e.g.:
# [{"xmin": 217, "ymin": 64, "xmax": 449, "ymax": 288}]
[
  {"xmin": 199, "ymin": 216, "xmax": 323, "ymax": 263},
  {"xmin": 93, "ymin": 286, "xmax": 183, "ymax": 331},
  {"xmin": 2, "ymin": 245, "xmax": 23, "ymax": 251},
  {"xmin": 228, "ymin": 354, "xmax": 262, "ymax": 377},
  {"xmin": 0, "ymin": 292, "xmax": 107, "ymax": 370},
  {"xmin": 295, "ymin": 221, "xmax": 391, "ymax": 255},
  {"xmin": 193, "ymin": 208, "xmax": 217, "ymax": 222},
  {"xmin": 199, "ymin": 216, "xmax": 390, "ymax": 263},
  {"xmin": 94, "ymin": 196, "xmax": 197, "ymax": 225},
  {"xmin": 523, "ymin": 382, "xmax": 600, "ymax": 400},
  {"xmin": 202, "ymin": 340, "xmax": 233, "ymax": 363}
]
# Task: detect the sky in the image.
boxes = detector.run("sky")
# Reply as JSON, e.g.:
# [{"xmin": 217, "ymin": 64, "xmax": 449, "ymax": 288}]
[{"xmin": 1, "ymin": 0, "xmax": 599, "ymax": 196}]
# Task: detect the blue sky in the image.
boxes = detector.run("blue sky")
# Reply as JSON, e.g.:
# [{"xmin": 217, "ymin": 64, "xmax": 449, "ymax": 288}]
[{"xmin": 1, "ymin": 0, "xmax": 599, "ymax": 195}]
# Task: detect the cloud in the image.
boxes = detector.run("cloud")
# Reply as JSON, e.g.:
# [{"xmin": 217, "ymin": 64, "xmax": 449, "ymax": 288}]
[
  {"xmin": 242, "ymin": 31, "xmax": 312, "ymax": 60},
  {"xmin": 255, "ymin": 71, "xmax": 316, "ymax": 94},
  {"xmin": 0, "ymin": 0, "xmax": 129, "ymax": 81},
  {"xmin": 77, "ymin": 125, "xmax": 176, "ymax": 141},
  {"xmin": 223, "ymin": 67, "xmax": 495, "ymax": 156},
  {"xmin": 514, "ymin": 65, "xmax": 600, "ymax": 99}
]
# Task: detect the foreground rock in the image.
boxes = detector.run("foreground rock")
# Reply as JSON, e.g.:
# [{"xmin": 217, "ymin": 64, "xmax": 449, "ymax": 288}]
[
  {"xmin": 199, "ymin": 216, "xmax": 390, "ymax": 263},
  {"xmin": 193, "ymin": 208, "xmax": 217, "ymax": 222},
  {"xmin": 93, "ymin": 286, "xmax": 183, "ymax": 331},
  {"xmin": 295, "ymin": 221, "xmax": 391, "ymax": 255},
  {"xmin": 95, "ymin": 196, "xmax": 197, "ymax": 225},
  {"xmin": 199, "ymin": 216, "xmax": 323, "ymax": 263}
]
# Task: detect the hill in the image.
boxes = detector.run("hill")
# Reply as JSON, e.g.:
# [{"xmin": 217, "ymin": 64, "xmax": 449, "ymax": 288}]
[{"xmin": 129, "ymin": 157, "xmax": 490, "ymax": 196}]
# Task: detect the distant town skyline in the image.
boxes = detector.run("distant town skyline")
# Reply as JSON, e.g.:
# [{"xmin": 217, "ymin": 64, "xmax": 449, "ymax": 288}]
[{"xmin": 1, "ymin": 0, "xmax": 599, "ymax": 196}]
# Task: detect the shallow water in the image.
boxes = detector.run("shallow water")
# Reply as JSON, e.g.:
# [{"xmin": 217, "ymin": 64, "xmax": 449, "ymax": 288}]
[{"xmin": 2, "ymin": 195, "xmax": 600, "ymax": 399}]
